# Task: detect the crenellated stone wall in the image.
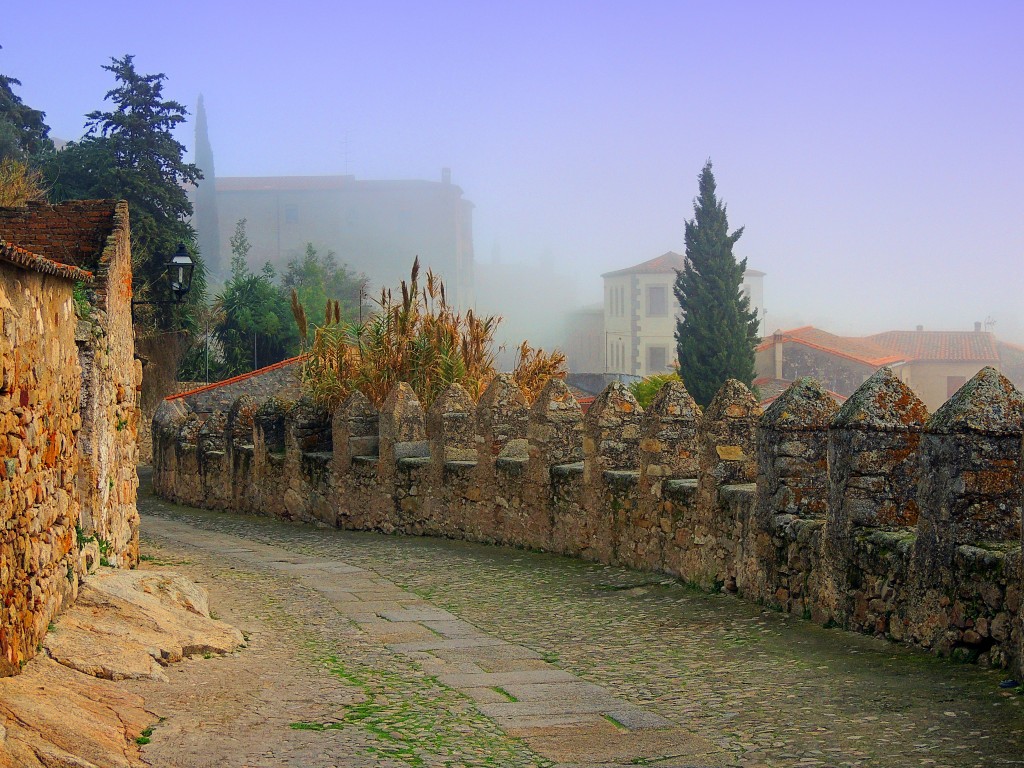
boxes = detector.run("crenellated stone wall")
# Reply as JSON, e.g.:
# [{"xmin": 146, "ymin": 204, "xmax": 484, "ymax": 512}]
[{"xmin": 153, "ymin": 367, "xmax": 1024, "ymax": 677}]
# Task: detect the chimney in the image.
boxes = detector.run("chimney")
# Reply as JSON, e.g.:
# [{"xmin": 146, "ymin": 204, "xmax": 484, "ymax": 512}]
[
  {"xmin": 974, "ymin": 321, "xmax": 982, "ymax": 332},
  {"xmin": 916, "ymin": 325, "xmax": 924, "ymax": 332},
  {"xmin": 773, "ymin": 331, "xmax": 784, "ymax": 379},
  {"xmin": 441, "ymin": 167, "xmax": 451, "ymax": 185}
]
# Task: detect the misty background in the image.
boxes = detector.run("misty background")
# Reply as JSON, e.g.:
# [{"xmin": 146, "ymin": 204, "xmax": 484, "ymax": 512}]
[{"xmin": 4, "ymin": 0, "xmax": 1022, "ymax": 352}]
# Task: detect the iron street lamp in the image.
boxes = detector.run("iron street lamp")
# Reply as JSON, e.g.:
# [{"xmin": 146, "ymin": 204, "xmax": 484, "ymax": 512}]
[
  {"xmin": 131, "ymin": 243, "xmax": 196, "ymax": 320},
  {"xmin": 166, "ymin": 243, "xmax": 195, "ymax": 303}
]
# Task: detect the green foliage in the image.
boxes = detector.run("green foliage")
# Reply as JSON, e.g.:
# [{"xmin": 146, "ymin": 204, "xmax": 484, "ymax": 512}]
[
  {"xmin": 0, "ymin": 48, "xmax": 53, "ymax": 161},
  {"xmin": 628, "ymin": 371, "xmax": 681, "ymax": 408},
  {"xmin": 41, "ymin": 55, "xmax": 205, "ymax": 332},
  {"xmin": 281, "ymin": 242, "xmax": 371, "ymax": 334},
  {"xmin": 674, "ymin": 161, "xmax": 759, "ymax": 406},
  {"xmin": 212, "ymin": 218, "xmax": 300, "ymax": 376}
]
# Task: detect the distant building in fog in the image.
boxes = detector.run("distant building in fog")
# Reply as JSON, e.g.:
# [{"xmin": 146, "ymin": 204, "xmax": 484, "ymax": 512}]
[
  {"xmin": 201, "ymin": 169, "xmax": 475, "ymax": 308},
  {"xmin": 563, "ymin": 304, "xmax": 605, "ymax": 373},
  {"xmin": 601, "ymin": 251, "xmax": 765, "ymax": 377}
]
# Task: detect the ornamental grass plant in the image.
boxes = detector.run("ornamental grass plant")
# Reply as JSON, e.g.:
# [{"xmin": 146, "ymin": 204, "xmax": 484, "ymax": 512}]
[{"xmin": 298, "ymin": 258, "xmax": 566, "ymax": 410}]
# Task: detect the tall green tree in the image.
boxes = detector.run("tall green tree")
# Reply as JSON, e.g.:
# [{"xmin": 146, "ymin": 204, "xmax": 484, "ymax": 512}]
[
  {"xmin": 673, "ymin": 161, "xmax": 759, "ymax": 406},
  {"xmin": 43, "ymin": 55, "xmax": 204, "ymax": 327},
  {"xmin": 213, "ymin": 219, "xmax": 300, "ymax": 375}
]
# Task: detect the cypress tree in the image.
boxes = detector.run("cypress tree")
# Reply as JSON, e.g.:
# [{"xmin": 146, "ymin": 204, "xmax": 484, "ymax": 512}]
[
  {"xmin": 194, "ymin": 94, "xmax": 222, "ymax": 280},
  {"xmin": 673, "ymin": 161, "xmax": 759, "ymax": 406}
]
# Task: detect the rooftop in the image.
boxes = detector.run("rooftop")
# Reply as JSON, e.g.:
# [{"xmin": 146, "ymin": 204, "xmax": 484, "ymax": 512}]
[
  {"xmin": 602, "ymin": 251, "xmax": 765, "ymax": 279},
  {"xmin": 868, "ymin": 330, "xmax": 1000, "ymax": 362},
  {"xmin": 757, "ymin": 326, "xmax": 904, "ymax": 367}
]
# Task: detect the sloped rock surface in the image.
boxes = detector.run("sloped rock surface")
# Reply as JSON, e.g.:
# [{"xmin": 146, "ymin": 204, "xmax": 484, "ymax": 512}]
[
  {"xmin": 0, "ymin": 656, "xmax": 151, "ymax": 768},
  {"xmin": 44, "ymin": 568, "xmax": 244, "ymax": 682}
]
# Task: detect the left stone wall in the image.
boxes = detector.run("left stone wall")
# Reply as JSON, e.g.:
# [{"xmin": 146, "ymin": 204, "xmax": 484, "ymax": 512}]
[
  {"xmin": 0, "ymin": 244, "xmax": 87, "ymax": 676},
  {"xmin": 0, "ymin": 201, "xmax": 139, "ymax": 676}
]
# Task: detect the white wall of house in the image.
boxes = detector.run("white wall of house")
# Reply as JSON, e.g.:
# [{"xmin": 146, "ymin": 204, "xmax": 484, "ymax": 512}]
[{"xmin": 603, "ymin": 265, "xmax": 764, "ymax": 377}]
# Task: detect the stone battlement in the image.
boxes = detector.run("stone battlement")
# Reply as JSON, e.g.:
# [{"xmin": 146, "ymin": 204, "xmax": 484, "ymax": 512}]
[{"xmin": 152, "ymin": 367, "xmax": 1023, "ymax": 677}]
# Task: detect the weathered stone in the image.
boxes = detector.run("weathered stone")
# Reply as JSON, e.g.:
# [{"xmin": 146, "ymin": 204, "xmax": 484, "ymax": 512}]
[
  {"xmin": 583, "ymin": 382, "xmax": 643, "ymax": 482},
  {"xmin": 915, "ymin": 368, "xmax": 1024, "ymax": 580},
  {"xmin": 428, "ymin": 383, "xmax": 477, "ymax": 464},
  {"xmin": 699, "ymin": 379, "xmax": 760, "ymax": 485},
  {"xmin": 528, "ymin": 378, "xmax": 583, "ymax": 469},
  {"xmin": 379, "ymin": 383, "xmax": 427, "ymax": 480},
  {"xmin": 639, "ymin": 380, "xmax": 701, "ymax": 486},
  {"xmin": 475, "ymin": 374, "xmax": 528, "ymax": 463}
]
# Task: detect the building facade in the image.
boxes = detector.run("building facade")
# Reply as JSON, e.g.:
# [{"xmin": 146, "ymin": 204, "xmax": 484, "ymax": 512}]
[
  {"xmin": 202, "ymin": 169, "xmax": 475, "ymax": 309},
  {"xmin": 602, "ymin": 252, "xmax": 765, "ymax": 377}
]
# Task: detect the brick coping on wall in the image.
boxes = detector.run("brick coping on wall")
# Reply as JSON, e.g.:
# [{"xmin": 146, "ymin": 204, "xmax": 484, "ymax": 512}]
[{"xmin": 167, "ymin": 356, "xmax": 307, "ymax": 402}]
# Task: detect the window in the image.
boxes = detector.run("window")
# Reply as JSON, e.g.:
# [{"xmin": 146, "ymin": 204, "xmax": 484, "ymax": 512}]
[
  {"xmin": 947, "ymin": 376, "xmax": 967, "ymax": 398},
  {"xmin": 647, "ymin": 346, "xmax": 668, "ymax": 373},
  {"xmin": 646, "ymin": 285, "xmax": 668, "ymax": 317},
  {"xmin": 284, "ymin": 205, "xmax": 299, "ymax": 224}
]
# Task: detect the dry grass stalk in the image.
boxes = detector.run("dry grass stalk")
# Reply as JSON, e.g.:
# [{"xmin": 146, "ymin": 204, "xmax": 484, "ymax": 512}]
[
  {"xmin": 0, "ymin": 158, "xmax": 47, "ymax": 207},
  {"xmin": 301, "ymin": 258, "xmax": 567, "ymax": 411}
]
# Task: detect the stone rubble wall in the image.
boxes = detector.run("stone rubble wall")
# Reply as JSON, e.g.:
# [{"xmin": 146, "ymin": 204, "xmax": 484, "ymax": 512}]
[
  {"xmin": 0, "ymin": 200, "xmax": 140, "ymax": 677},
  {"xmin": 153, "ymin": 366, "xmax": 1024, "ymax": 678},
  {"xmin": 73, "ymin": 202, "xmax": 140, "ymax": 567},
  {"xmin": 0, "ymin": 261, "xmax": 82, "ymax": 676}
]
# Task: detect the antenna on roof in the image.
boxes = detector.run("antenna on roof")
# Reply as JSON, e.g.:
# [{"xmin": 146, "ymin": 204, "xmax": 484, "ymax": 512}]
[{"xmin": 984, "ymin": 315, "xmax": 996, "ymax": 332}]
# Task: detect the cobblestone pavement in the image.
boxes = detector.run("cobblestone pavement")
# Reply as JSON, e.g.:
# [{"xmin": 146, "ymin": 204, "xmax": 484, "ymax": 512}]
[{"xmin": 135, "ymin": 471, "xmax": 1023, "ymax": 767}]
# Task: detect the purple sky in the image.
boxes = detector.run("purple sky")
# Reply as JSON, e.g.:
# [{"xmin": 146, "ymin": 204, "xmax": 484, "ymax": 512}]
[{"xmin": 4, "ymin": 1, "xmax": 1022, "ymax": 340}]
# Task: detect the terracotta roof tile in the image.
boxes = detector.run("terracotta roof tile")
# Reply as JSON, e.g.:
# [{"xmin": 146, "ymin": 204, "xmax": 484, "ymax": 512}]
[
  {"xmin": 0, "ymin": 238, "xmax": 94, "ymax": 283},
  {"xmin": 757, "ymin": 327, "xmax": 902, "ymax": 366},
  {"xmin": 602, "ymin": 251, "xmax": 685, "ymax": 278},
  {"xmin": 868, "ymin": 331, "xmax": 999, "ymax": 362}
]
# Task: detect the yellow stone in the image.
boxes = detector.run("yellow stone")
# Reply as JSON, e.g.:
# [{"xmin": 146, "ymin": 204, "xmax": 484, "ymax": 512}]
[{"xmin": 716, "ymin": 445, "xmax": 746, "ymax": 461}]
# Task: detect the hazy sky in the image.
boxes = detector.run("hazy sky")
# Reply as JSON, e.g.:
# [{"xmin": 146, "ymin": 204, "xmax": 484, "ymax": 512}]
[{"xmin": 4, "ymin": 1, "xmax": 1022, "ymax": 339}]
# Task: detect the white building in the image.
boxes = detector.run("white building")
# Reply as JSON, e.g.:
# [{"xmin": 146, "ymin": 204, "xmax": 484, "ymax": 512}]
[{"xmin": 602, "ymin": 252, "xmax": 765, "ymax": 377}]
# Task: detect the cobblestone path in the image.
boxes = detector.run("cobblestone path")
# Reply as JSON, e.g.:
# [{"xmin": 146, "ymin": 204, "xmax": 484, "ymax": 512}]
[{"xmin": 135, "ymin": 472, "xmax": 1023, "ymax": 767}]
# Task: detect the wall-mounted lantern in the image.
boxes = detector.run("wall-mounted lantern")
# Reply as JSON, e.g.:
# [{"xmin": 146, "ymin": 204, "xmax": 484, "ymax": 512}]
[{"xmin": 132, "ymin": 243, "xmax": 195, "ymax": 321}]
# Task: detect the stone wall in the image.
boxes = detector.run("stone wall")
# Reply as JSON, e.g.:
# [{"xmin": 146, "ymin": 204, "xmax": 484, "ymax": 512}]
[
  {"xmin": 0, "ymin": 200, "xmax": 139, "ymax": 676},
  {"xmin": 0, "ymin": 200, "xmax": 140, "ymax": 568},
  {"xmin": 0, "ymin": 250, "xmax": 85, "ymax": 676},
  {"xmin": 153, "ymin": 367, "xmax": 1024, "ymax": 678}
]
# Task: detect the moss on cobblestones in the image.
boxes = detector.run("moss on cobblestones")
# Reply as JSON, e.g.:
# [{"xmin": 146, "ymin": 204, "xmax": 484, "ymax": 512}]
[{"xmin": 287, "ymin": 654, "xmax": 549, "ymax": 767}]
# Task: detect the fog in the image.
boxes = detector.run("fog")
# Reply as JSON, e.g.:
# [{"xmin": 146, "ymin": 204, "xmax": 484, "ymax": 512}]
[{"xmin": 5, "ymin": 1, "xmax": 1023, "ymax": 348}]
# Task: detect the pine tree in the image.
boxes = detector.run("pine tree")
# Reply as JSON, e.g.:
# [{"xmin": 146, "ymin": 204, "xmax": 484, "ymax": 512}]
[
  {"xmin": 673, "ymin": 161, "xmax": 759, "ymax": 406},
  {"xmin": 194, "ymin": 94, "xmax": 222, "ymax": 280},
  {"xmin": 43, "ymin": 55, "xmax": 204, "ymax": 329}
]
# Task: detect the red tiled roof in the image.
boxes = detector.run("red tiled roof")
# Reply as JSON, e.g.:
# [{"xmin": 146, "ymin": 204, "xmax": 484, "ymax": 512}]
[
  {"xmin": 166, "ymin": 356, "xmax": 306, "ymax": 402},
  {"xmin": 0, "ymin": 238, "xmax": 94, "ymax": 283},
  {"xmin": 757, "ymin": 326, "xmax": 903, "ymax": 367},
  {"xmin": 602, "ymin": 251, "xmax": 686, "ymax": 278},
  {"xmin": 868, "ymin": 331, "xmax": 999, "ymax": 362}
]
